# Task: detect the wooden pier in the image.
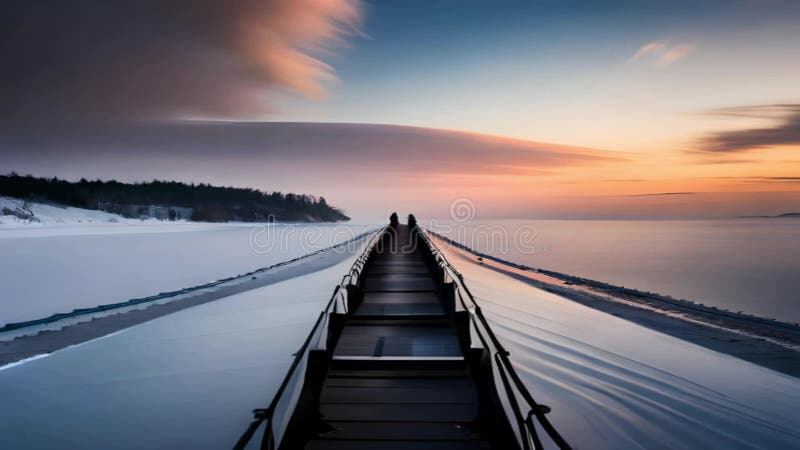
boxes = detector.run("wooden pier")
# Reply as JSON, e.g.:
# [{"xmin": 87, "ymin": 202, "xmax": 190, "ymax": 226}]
[{"xmin": 236, "ymin": 217, "xmax": 570, "ymax": 450}]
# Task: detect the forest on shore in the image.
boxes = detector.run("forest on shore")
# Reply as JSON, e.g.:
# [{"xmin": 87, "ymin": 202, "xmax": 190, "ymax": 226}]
[{"xmin": 0, "ymin": 173, "xmax": 349, "ymax": 222}]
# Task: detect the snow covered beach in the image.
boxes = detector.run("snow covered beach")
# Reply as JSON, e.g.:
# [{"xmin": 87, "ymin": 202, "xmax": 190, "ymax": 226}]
[
  {"xmin": 0, "ymin": 214, "xmax": 374, "ymax": 325},
  {"xmin": 1, "ymin": 199, "xmax": 377, "ymax": 366},
  {"xmin": 1, "ymin": 195, "xmax": 153, "ymax": 226},
  {"xmin": 0, "ymin": 254, "xmax": 367, "ymax": 448},
  {"xmin": 0, "ymin": 231, "xmax": 374, "ymax": 367}
]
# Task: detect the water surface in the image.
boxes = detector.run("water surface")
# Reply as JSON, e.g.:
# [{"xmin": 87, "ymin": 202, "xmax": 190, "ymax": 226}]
[{"xmin": 437, "ymin": 219, "xmax": 800, "ymax": 322}]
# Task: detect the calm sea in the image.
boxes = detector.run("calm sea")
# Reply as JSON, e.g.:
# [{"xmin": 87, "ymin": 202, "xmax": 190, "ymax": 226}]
[{"xmin": 435, "ymin": 219, "xmax": 800, "ymax": 322}]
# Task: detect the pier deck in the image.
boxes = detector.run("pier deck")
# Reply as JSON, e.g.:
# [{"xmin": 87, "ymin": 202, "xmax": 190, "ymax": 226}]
[
  {"xmin": 306, "ymin": 225, "xmax": 490, "ymax": 449},
  {"xmin": 236, "ymin": 218, "xmax": 570, "ymax": 450}
]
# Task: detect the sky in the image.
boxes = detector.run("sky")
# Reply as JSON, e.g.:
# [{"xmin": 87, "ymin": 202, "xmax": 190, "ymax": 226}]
[{"xmin": 1, "ymin": 0, "xmax": 799, "ymax": 221}]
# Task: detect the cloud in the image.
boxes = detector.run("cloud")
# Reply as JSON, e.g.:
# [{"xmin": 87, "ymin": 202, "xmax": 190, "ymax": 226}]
[
  {"xmin": 699, "ymin": 104, "xmax": 800, "ymax": 152},
  {"xmin": 701, "ymin": 104, "xmax": 795, "ymax": 120},
  {"xmin": 657, "ymin": 44, "xmax": 694, "ymax": 66},
  {"xmin": 713, "ymin": 176, "xmax": 800, "ymax": 183},
  {"xmin": 627, "ymin": 41, "xmax": 668, "ymax": 62},
  {"xmin": 628, "ymin": 40, "xmax": 694, "ymax": 66},
  {"xmin": 762, "ymin": 176, "xmax": 800, "ymax": 182},
  {"xmin": 620, "ymin": 192, "xmax": 698, "ymax": 197},
  {"xmin": 0, "ymin": 0, "xmax": 363, "ymax": 122},
  {"xmin": 0, "ymin": 122, "xmax": 623, "ymax": 176}
]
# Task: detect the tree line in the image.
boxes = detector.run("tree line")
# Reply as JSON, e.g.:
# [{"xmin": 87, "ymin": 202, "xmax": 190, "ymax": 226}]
[{"xmin": 0, "ymin": 173, "xmax": 349, "ymax": 222}]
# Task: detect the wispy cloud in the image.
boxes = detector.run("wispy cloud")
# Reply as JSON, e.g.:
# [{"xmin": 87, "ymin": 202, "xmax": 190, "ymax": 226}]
[
  {"xmin": 627, "ymin": 41, "xmax": 668, "ymax": 62},
  {"xmin": 702, "ymin": 104, "xmax": 796, "ymax": 120},
  {"xmin": 763, "ymin": 176, "xmax": 800, "ymax": 182},
  {"xmin": 657, "ymin": 44, "xmax": 695, "ymax": 66},
  {"xmin": 621, "ymin": 192, "xmax": 698, "ymax": 197},
  {"xmin": 699, "ymin": 104, "xmax": 800, "ymax": 152},
  {"xmin": 713, "ymin": 176, "xmax": 800, "ymax": 183},
  {"xmin": 628, "ymin": 40, "xmax": 694, "ymax": 66}
]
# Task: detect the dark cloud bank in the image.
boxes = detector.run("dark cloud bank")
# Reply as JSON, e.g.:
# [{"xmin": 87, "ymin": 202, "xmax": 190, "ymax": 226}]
[
  {"xmin": 700, "ymin": 104, "xmax": 800, "ymax": 153},
  {"xmin": 1, "ymin": 121, "xmax": 619, "ymax": 179},
  {"xmin": 0, "ymin": 0, "xmax": 361, "ymax": 122}
]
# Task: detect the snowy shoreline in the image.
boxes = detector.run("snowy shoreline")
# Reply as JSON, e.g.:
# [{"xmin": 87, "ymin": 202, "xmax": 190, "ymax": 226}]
[
  {"xmin": 0, "ymin": 195, "xmax": 348, "ymax": 228},
  {"xmin": 0, "ymin": 232, "xmax": 374, "ymax": 368},
  {"xmin": 428, "ymin": 232, "xmax": 800, "ymax": 378},
  {"xmin": 1, "ymin": 201, "xmax": 376, "ymax": 325}
]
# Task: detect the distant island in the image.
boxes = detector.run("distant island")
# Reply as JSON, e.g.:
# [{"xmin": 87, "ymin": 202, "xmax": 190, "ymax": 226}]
[
  {"xmin": 0, "ymin": 173, "xmax": 349, "ymax": 223},
  {"xmin": 738, "ymin": 212, "xmax": 800, "ymax": 219}
]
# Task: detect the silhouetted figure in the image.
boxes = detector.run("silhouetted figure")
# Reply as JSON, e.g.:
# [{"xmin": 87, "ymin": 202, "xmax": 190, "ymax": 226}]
[
  {"xmin": 389, "ymin": 212, "xmax": 399, "ymax": 228},
  {"xmin": 407, "ymin": 214, "xmax": 417, "ymax": 230}
]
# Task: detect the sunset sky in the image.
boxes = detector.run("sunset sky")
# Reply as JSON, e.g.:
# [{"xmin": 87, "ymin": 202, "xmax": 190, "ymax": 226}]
[{"xmin": 2, "ymin": 0, "xmax": 799, "ymax": 220}]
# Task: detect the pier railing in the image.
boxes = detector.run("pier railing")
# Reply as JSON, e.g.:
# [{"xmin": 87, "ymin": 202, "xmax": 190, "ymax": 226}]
[
  {"xmin": 420, "ymin": 228, "xmax": 572, "ymax": 450},
  {"xmin": 234, "ymin": 227, "xmax": 387, "ymax": 450}
]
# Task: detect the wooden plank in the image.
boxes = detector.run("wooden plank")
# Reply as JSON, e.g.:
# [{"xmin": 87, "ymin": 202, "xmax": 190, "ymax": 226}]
[
  {"xmin": 318, "ymin": 421, "xmax": 481, "ymax": 441},
  {"xmin": 306, "ymin": 440, "xmax": 491, "ymax": 450},
  {"xmin": 333, "ymin": 335, "xmax": 461, "ymax": 357},
  {"xmin": 341, "ymin": 324, "xmax": 456, "ymax": 337},
  {"xmin": 362, "ymin": 292, "xmax": 440, "ymax": 304},
  {"xmin": 364, "ymin": 277, "xmax": 436, "ymax": 292},
  {"xmin": 354, "ymin": 302, "xmax": 444, "ymax": 316},
  {"xmin": 368, "ymin": 273, "xmax": 434, "ymax": 279},
  {"xmin": 326, "ymin": 369, "xmax": 470, "ymax": 378},
  {"xmin": 319, "ymin": 402, "xmax": 479, "ymax": 422},
  {"xmin": 366, "ymin": 267, "xmax": 431, "ymax": 275},
  {"xmin": 323, "ymin": 377, "xmax": 474, "ymax": 389},
  {"xmin": 320, "ymin": 386, "xmax": 477, "ymax": 404}
]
